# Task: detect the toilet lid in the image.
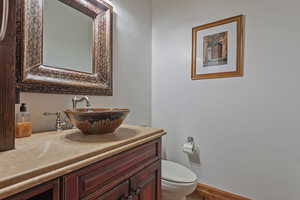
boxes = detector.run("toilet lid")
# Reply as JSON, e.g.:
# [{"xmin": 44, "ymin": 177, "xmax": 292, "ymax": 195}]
[{"xmin": 161, "ymin": 160, "xmax": 197, "ymax": 183}]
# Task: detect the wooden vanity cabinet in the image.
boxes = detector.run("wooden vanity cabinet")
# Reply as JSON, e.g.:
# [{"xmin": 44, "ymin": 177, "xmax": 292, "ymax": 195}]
[
  {"xmin": 130, "ymin": 161, "xmax": 161, "ymax": 200},
  {"xmin": 4, "ymin": 138, "xmax": 162, "ymax": 200},
  {"xmin": 96, "ymin": 161, "xmax": 161, "ymax": 200},
  {"xmin": 63, "ymin": 139, "xmax": 161, "ymax": 200}
]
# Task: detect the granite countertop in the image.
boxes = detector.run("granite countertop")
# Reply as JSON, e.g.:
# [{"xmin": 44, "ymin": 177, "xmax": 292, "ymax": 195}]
[{"xmin": 0, "ymin": 125, "xmax": 165, "ymax": 199}]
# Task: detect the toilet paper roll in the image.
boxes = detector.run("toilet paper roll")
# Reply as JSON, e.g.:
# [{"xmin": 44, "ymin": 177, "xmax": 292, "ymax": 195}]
[{"xmin": 183, "ymin": 142, "xmax": 194, "ymax": 154}]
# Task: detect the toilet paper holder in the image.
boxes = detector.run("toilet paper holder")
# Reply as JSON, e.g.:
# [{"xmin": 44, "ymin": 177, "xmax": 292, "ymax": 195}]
[
  {"xmin": 187, "ymin": 137, "xmax": 194, "ymax": 143},
  {"xmin": 183, "ymin": 137, "xmax": 195, "ymax": 154}
]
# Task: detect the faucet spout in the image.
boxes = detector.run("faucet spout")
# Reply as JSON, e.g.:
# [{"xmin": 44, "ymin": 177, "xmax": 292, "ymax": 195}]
[{"xmin": 72, "ymin": 96, "xmax": 91, "ymax": 110}]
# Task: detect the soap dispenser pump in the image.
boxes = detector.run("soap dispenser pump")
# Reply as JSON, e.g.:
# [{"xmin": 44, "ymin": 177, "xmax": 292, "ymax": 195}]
[{"xmin": 16, "ymin": 103, "xmax": 32, "ymax": 138}]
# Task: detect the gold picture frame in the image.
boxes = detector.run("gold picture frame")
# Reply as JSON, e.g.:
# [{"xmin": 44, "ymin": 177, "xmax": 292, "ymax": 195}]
[{"xmin": 192, "ymin": 15, "xmax": 244, "ymax": 80}]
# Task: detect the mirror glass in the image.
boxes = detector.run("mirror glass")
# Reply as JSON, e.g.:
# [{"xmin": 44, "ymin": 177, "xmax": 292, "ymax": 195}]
[{"xmin": 43, "ymin": 0, "xmax": 93, "ymax": 73}]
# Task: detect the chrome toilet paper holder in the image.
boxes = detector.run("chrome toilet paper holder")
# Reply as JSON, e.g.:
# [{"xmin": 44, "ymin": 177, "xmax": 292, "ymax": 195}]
[
  {"xmin": 183, "ymin": 136, "xmax": 195, "ymax": 154},
  {"xmin": 187, "ymin": 136, "xmax": 194, "ymax": 143}
]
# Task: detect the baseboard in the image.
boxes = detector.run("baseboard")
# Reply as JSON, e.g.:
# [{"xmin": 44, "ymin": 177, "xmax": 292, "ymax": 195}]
[{"xmin": 193, "ymin": 184, "xmax": 252, "ymax": 200}]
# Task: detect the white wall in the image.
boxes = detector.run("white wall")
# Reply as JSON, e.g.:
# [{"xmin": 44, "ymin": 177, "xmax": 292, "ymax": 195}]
[
  {"xmin": 152, "ymin": 0, "xmax": 300, "ymax": 199},
  {"xmin": 19, "ymin": 0, "xmax": 152, "ymax": 133}
]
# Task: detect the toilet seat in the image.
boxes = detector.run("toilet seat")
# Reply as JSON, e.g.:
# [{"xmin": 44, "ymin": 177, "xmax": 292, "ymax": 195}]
[{"xmin": 162, "ymin": 160, "xmax": 197, "ymax": 183}]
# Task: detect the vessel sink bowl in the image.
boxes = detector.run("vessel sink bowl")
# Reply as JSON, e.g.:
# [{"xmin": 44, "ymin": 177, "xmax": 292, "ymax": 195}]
[{"xmin": 65, "ymin": 108, "xmax": 130, "ymax": 135}]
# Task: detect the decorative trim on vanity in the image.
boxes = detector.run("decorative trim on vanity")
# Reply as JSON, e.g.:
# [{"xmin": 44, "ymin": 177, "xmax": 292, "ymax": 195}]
[{"xmin": 193, "ymin": 184, "xmax": 252, "ymax": 200}]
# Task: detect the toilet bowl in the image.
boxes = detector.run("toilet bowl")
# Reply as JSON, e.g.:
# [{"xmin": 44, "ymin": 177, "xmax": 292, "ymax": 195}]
[{"xmin": 161, "ymin": 160, "xmax": 197, "ymax": 200}]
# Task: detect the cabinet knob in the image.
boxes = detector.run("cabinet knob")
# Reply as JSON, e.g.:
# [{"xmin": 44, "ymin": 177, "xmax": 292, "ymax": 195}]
[
  {"xmin": 127, "ymin": 194, "xmax": 134, "ymax": 200},
  {"xmin": 132, "ymin": 188, "xmax": 141, "ymax": 196}
]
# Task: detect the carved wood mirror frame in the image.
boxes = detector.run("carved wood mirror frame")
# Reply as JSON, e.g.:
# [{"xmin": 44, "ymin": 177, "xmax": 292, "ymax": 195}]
[{"xmin": 16, "ymin": 0, "xmax": 113, "ymax": 96}]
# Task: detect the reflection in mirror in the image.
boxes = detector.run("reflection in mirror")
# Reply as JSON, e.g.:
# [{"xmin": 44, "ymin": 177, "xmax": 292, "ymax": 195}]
[{"xmin": 43, "ymin": 0, "xmax": 93, "ymax": 73}]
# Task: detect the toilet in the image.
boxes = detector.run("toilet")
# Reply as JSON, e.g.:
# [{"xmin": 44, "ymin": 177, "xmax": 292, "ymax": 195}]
[{"xmin": 161, "ymin": 160, "xmax": 197, "ymax": 200}]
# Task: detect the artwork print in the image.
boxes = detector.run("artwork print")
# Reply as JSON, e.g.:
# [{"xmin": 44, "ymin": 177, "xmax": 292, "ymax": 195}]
[{"xmin": 203, "ymin": 32, "xmax": 228, "ymax": 67}]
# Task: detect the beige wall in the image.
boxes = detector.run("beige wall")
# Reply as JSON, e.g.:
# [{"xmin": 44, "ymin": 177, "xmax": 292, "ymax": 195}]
[
  {"xmin": 152, "ymin": 0, "xmax": 300, "ymax": 199},
  {"xmin": 18, "ymin": 0, "xmax": 152, "ymax": 133}
]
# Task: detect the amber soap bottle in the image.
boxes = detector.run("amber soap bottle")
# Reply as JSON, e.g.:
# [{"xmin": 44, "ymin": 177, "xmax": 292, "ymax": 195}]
[{"xmin": 16, "ymin": 103, "xmax": 32, "ymax": 138}]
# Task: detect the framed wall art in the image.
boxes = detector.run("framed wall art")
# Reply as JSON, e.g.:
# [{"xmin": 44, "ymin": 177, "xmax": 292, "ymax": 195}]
[{"xmin": 191, "ymin": 15, "xmax": 244, "ymax": 80}]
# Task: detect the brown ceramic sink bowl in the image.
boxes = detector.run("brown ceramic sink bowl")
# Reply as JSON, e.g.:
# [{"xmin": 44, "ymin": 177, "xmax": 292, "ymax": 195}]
[{"xmin": 65, "ymin": 108, "xmax": 130, "ymax": 135}]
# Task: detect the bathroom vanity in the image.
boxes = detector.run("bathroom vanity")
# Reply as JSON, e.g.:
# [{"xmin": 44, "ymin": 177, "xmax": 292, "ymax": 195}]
[{"xmin": 0, "ymin": 125, "xmax": 165, "ymax": 200}]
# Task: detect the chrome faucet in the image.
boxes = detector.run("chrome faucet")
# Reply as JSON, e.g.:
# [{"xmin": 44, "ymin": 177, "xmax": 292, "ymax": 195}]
[{"xmin": 72, "ymin": 96, "xmax": 91, "ymax": 110}]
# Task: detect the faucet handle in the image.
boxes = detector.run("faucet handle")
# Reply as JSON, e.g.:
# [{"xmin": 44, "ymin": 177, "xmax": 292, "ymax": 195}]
[
  {"xmin": 43, "ymin": 112, "xmax": 59, "ymax": 116},
  {"xmin": 43, "ymin": 112, "xmax": 66, "ymax": 131}
]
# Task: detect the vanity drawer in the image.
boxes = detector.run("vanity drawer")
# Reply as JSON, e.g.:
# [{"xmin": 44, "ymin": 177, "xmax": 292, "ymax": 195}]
[{"xmin": 63, "ymin": 139, "xmax": 161, "ymax": 200}]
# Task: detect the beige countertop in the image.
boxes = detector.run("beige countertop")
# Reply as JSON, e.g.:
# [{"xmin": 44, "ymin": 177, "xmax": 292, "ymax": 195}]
[{"xmin": 0, "ymin": 125, "xmax": 165, "ymax": 199}]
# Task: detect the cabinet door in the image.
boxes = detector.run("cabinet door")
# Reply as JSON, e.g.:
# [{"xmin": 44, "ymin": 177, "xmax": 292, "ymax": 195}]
[
  {"xmin": 6, "ymin": 179, "xmax": 60, "ymax": 200},
  {"xmin": 96, "ymin": 181, "xmax": 129, "ymax": 200},
  {"xmin": 130, "ymin": 161, "xmax": 161, "ymax": 200}
]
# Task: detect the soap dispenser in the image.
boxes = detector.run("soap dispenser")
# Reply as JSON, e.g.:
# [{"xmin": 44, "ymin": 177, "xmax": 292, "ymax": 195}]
[{"xmin": 16, "ymin": 103, "xmax": 32, "ymax": 138}]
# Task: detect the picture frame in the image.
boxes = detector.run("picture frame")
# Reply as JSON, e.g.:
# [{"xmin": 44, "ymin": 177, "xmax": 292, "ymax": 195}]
[
  {"xmin": 191, "ymin": 15, "xmax": 244, "ymax": 80},
  {"xmin": 16, "ymin": 0, "xmax": 113, "ymax": 96}
]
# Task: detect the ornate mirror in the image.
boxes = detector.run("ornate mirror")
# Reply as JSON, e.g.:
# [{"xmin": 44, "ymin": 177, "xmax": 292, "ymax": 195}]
[{"xmin": 16, "ymin": 0, "xmax": 113, "ymax": 95}]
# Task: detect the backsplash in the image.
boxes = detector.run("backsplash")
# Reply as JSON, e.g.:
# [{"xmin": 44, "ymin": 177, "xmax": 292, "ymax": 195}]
[{"xmin": 18, "ymin": 92, "xmax": 150, "ymax": 133}]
